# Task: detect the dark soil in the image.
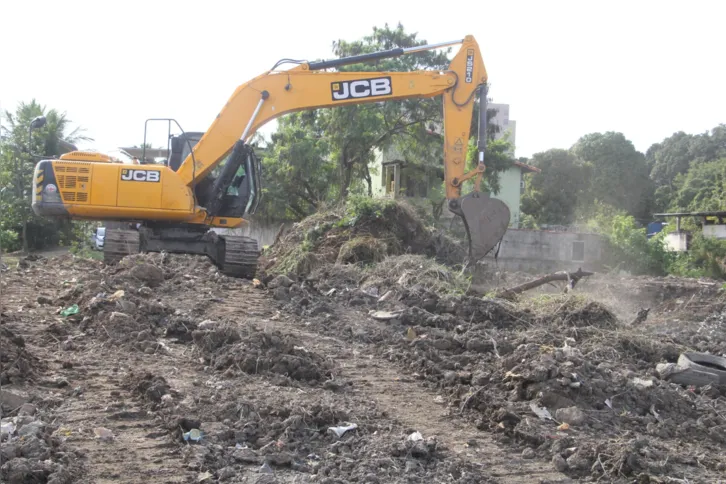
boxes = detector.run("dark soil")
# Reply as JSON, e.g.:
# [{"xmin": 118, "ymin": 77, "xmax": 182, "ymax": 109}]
[{"xmin": 4, "ymin": 224, "xmax": 726, "ymax": 483}]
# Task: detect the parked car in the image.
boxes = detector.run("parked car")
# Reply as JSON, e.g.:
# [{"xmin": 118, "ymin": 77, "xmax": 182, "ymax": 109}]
[{"xmin": 93, "ymin": 226, "xmax": 106, "ymax": 250}]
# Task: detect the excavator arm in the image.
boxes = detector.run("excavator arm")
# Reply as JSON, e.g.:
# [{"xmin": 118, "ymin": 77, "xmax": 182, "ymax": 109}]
[
  {"xmin": 30, "ymin": 34, "xmax": 510, "ymax": 277},
  {"xmin": 175, "ymin": 35, "xmax": 510, "ymax": 260}
]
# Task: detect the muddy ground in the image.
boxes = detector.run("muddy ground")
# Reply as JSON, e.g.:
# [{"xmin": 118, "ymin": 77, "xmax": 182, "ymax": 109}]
[{"xmin": 2, "ymin": 239, "xmax": 726, "ymax": 482}]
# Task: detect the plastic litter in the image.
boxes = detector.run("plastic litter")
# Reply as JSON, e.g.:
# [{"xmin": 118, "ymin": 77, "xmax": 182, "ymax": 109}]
[
  {"xmin": 1, "ymin": 420, "xmax": 16, "ymax": 437},
  {"xmin": 328, "ymin": 423, "xmax": 358, "ymax": 437},
  {"xmin": 60, "ymin": 304, "xmax": 79, "ymax": 317},
  {"xmin": 183, "ymin": 428, "xmax": 203, "ymax": 442},
  {"xmin": 530, "ymin": 402, "xmax": 553, "ymax": 421},
  {"xmin": 369, "ymin": 310, "xmax": 404, "ymax": 321},
  {"xmin": 407, "ymin": 431, "xmax": 424, "ymax": 442}
]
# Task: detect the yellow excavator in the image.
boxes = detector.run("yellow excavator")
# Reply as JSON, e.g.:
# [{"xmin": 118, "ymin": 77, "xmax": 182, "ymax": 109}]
[{"xmin": 30, "ymin": 35, "xmax": 510, "ymax": 278}]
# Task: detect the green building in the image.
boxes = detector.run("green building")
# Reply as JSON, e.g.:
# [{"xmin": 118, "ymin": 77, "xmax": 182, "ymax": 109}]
[{"xmin": 369, "ymin": 103, "xmax": 540, "ymax": 228}]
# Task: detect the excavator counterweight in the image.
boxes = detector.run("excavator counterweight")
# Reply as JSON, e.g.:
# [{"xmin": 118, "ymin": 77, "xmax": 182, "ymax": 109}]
[{"xmin": 31, "ymin": 35, "xmax": 510, "ymax": 277}]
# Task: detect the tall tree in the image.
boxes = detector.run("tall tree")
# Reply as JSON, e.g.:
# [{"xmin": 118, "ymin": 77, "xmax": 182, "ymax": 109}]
[
  {"xmin": 322, "ymin": 23, "xmax": 453, "ymax": 200},
  {"xmin": 258, "ymin": 111, "xmax": 336, "ymax": 220},
  {"xmin": 520, "ymin": 149, "xmax": 592, "ymax": 225},
  {"xmin": 646, "ymin": 124, "xmax": 726, "ymax": 211},
  {"xmin": 570, "ymin": 131, "xmax": 654, "ymax": 220},
  {"xmin": 0, "ymin": 99, "xmax": 91, "ymax": 252},
  {"xmin": 669, "ymin": 157, "xmax": 726, "ymax": 213}
]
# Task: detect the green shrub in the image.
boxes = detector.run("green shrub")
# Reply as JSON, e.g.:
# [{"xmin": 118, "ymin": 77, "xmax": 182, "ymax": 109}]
[{"xmin": 589, "ymin": 209, "xmax": 674, "ymax": 276}]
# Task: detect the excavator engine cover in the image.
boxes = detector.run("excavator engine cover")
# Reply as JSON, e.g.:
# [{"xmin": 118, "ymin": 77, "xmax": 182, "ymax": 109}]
[{"xmin": 457, "ymin": 192, "xmax": 510, "ymax": 261}]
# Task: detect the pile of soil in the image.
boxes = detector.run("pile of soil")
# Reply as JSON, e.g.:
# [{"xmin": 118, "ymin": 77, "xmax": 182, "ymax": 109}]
[
  {"xmin": 7, "ymin": 220, "xmax": 726, "ymax": 483},
  {"xmin": 267, "ymin": 259, "xmax": 726, "ymax": 482},
  {"xmin": 261, "ymin": 197, "xmax": 465, "ymax": 278},
  {"xmin": 192, "ymin": 322, "xmax": 333, "ymax": 385},
  {"xmin": 0, "ymin": 325, "xmax": 40, "ymax": 385}
]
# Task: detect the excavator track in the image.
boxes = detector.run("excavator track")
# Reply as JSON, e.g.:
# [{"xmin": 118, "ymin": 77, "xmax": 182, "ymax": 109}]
[
  {"xmin": 218, "ymin": 235, "xmax": 259, "ymax": 279},
  {"xmin": 103, "ymin": 229, "xmax": 141, "ymax": 265}
]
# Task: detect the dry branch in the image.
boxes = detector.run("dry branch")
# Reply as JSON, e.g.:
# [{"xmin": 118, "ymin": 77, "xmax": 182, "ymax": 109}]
[{"xmin": 495, "ymin": 268, "xmax": 594, "ymax": 299}]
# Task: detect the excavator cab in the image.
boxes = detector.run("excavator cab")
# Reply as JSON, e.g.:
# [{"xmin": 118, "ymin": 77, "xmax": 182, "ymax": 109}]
[{"xmin": 167, "ymin": 132, "xmax": 263, "ymax": 220}]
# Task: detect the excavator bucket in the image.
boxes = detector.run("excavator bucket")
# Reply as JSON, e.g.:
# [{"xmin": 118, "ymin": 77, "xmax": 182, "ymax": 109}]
[{"xmin": 458, "ymin": 192, "xmax": 511, "ymax": 261}]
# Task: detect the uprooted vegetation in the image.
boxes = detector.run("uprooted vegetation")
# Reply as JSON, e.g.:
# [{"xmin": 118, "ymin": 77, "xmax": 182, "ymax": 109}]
[{"xmin": 261, "ymin": 196, "xmax": 466, "ymax": 278}]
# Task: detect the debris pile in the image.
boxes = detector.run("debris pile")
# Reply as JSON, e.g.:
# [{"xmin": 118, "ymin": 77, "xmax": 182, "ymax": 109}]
[
  {"xmin": 0, "ymin": 326, "xmax": 40, "ymax": 385},
  {"xmin": 192, "ymin": 322, "xmax": 333, "ymax": 384},
  {"xmin": 4, "ymin": 200, "xmax": 726, "ymax": 482},
  {"xmin": 262, "ymin": 197, "xmax": 465, "ymax": 278}
]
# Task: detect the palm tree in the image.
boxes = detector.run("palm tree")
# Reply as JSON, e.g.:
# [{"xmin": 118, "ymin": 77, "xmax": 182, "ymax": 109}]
[
  {"xmin": 1, "ymin": 99, "xmax": 93, "ymax": 156},
  {"xmin": 0, "ymin": 99, "xmax": 94, "ymax": 253}
]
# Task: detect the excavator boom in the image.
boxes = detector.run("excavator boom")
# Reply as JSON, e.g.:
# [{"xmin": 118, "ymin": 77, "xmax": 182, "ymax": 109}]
[{"xmin": 31, "ymin": 34, "xmax": 510, "ymax": 278}]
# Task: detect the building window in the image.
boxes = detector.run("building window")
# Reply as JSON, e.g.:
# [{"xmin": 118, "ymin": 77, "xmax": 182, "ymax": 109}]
[
  {"xmin": 572, "ymin": 240, "xmax": 585, "ymax": 262},
  {"xmin": 520, "ymin": 178, "xmax": 525, "ymax": 193}
]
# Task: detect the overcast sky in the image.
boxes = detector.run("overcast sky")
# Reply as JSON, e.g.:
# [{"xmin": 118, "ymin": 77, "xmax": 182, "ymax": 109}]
[{"xmin": 1, "ymin": 0, "xmax": 724, "ymax": 159}]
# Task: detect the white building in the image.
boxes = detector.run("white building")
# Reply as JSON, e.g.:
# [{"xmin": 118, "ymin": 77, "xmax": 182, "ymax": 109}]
[{"xmin": 488, "ymin": 103, "xmax": 517, "ymax": 156}]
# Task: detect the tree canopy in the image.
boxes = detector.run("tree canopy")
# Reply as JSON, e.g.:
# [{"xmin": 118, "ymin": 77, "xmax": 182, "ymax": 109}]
[
  {"xmin": 0, "ymin": 99, "xmax": 91, "ymax": 252},
  {"xmin": 258, "ymin": 23, "xmax": 514, "ymax": 221}
]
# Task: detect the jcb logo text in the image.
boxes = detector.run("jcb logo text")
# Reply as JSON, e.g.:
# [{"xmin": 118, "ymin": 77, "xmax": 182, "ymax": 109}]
[
  {"xmin": 121, "ymin": 169, "xmax": 161, "ymax": 182},
  {"xmin": 465, "ymin": 50, "xmax": 475, "ymax": 83},
  {"xmin": 331, "ymin": 77, "xmax": 392, "ymax": 101}
]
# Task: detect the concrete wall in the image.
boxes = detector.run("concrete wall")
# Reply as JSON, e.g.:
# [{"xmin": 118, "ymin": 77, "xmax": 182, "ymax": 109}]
[
  {"xmin": 703, "ymin": 224, "xmax": 726, "ymax": 239},
  {"xmin": 484, "ymin": 229, "xmax": 604, "ymax": 273},
  {"xmin": 664, "ymin": 232, "xmax": 688, "ymax": 251}
]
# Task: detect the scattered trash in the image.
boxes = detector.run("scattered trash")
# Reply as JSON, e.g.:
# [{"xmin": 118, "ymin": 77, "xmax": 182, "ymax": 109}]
[
  {"xmin": 1, "ymin": 420, "xmax": 16, "ymax": 437},
  {"xmin": 656, "ymin": 352, "xmax": 726, "ymax": 387},
  {"xmin": 433, "ymin": 395, "xmax": 445, "ymax": 405},
  {"xmin": 369, "ymin": 310, "xmax": 404, "ymax": 321},
  {"xmin": 605, "ymin": 398, "xmax": 613, "ymax": 410},
  {"xmin": 259, "ymin": 462, "xmax": 274, "ymax": 474},
  {"xmin": 632, "ymin": 377, "xmax": 654, "ymax": 388},
  {"xmin": 328, "ymin": 423, "xmax": 358, "ymax": 438},
  {"xmin": 557, "ymin": 422, "xmax": 570, "ymax": 431},
  {"xmin": 378, "ymin": 290, "xmax": 394, "ymax": 303},
  {"xmin": 93, "ymin": 427, "xmax": 114, "ymax": 441},
  {"xmin": 406, "ymin": 327, "xmax": 417, "ymax": 340},
  {"xmin": 407, "ymin": 431, "xmax": 424, "ymax": 442},
  {"xmin": 183, "ymin": 428, "xmax": 203, "ymax": 442},
  {"xmin": 197, "ymin": 471, "xmax": 213, "ymax": 482},
  {"xmin": 530, "ymin": 402, "xmax": 553, "ymax": 421},
  {"xmin": 108, "ymin": 290, "xmax": 125, "ymax": 301},
  {"xmin": 325, "ymin": 288, "xmax": 337, "ymax": 296},
  {"xmin": 60, "ymin": 304, "xmax": 79, "ymax": 317}
]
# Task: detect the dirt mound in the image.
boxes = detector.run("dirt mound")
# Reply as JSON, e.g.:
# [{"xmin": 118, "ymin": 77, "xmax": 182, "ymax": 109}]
[
  {"xmin": 0, "ymin": 325, "xmax": 41, "ymax": 385},
  {"xmin": 0, "ymin": 413, "xmax": 81, "ymax": 484},
  {"xmin": 123, "ymin": 371, "xmax": 175, "ymax": 406},
  {"xmin": 157, "ymin": 380, "xmax": 491, "ymax": 483},
  {"xmin": 262, "ymin": 197, "xmax": 465, "ymax": 278},
  {"xmin": 267, "ymin": 259, "xmax": 726, "ymax": 482},
  {"xmin": 193, "ymin": 323, "xmax": 333, "ymax": 384},
  {"xmin": 380, "ymin": 293, "xmax": 726, "ymax": 481}
]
